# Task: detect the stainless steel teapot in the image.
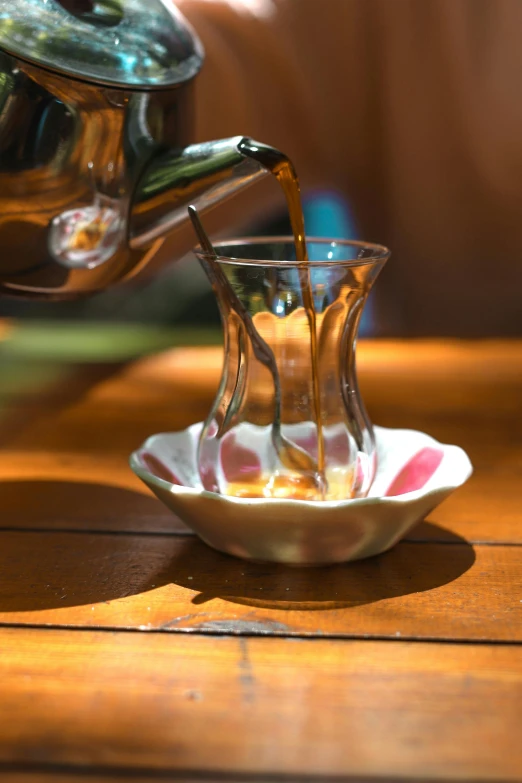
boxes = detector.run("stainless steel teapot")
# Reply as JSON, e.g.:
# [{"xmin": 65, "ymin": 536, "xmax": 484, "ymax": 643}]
[{"xmin": 0, "ymin": 0, "xmax": 268, "ymax": 298}]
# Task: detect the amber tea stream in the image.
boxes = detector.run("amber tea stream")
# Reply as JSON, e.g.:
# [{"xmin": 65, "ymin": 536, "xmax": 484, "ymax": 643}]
[{"xmin": 240, "ymin": 141, "xmax": 327, "ymax": 499}]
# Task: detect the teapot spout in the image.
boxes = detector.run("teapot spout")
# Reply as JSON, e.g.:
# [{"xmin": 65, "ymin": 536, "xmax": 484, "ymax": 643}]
[{"xmin": 129, "ymin": 136, "xmax": 268, "ymax": 249}]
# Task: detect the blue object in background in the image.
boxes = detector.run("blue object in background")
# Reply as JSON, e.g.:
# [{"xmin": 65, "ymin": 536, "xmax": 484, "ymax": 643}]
[{"xmin": 303, "ymin": 191, "xmax": 374, "ymax": 336}]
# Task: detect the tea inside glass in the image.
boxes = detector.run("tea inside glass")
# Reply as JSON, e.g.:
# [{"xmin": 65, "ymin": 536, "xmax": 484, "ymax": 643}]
[{"xmin": 195, "ymin": 238, "xmax": 389, "ymax": 501}]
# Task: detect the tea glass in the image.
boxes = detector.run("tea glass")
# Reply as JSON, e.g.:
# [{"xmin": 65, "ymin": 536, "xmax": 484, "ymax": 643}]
[{"xmin": 194, "ymin": 237, "xmax": 389, "ymax": 502}]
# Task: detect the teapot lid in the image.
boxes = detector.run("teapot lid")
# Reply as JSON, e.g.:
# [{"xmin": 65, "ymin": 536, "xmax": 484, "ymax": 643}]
[{"xmin": 0, "ymin": 0, "xmax": 203, "ymax": 89}]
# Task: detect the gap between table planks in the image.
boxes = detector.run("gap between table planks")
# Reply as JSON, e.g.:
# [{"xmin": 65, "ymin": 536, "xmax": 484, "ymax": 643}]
[{"xmin": 0, "ymin": 529, "xmax": 518, "ymax": 642}]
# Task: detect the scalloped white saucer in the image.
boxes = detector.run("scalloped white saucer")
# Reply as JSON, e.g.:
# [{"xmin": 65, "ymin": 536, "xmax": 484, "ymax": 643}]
[{"xmin": 130, "ymin": 423, "xmax": 472, "ymax": 565}]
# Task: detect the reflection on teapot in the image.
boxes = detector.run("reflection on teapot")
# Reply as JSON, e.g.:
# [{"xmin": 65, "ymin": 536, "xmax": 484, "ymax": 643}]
[{"xmin": 0, "ymin": 0, "xmax": 271, "ymax": 298}]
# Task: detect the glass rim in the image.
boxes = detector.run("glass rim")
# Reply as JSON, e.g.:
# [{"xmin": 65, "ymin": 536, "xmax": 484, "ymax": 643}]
[{"xmin": 193, "ymin": 236, "xmax": 391, "ymax": 268}]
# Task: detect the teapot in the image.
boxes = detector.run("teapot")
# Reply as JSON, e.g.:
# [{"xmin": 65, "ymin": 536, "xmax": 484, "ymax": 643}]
[{"xmin": 0, "ymin": 0, "xmax": 269, "ymax": 298}]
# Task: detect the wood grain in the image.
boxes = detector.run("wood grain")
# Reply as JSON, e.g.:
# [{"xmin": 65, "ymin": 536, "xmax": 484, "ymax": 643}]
[
  {"xmin": 2, "ymin": 629, "xmax": 522, "ymax": 781},
  {"xmin": 0, "ymin": 339, "xmax": 521, "ymax": 782},
  {"xmin": 0, "ymin": 775, "xmax": 259, "ymax": 783},
  {"xmin": 0, "ymin": 773, "xmax": 415, "ymax": 783},
  {"xmin": 0, "ymin": 528, "xmax": 520, "ymax": 642},
  {"xmin": 413, "ymin": 469, "xmax": 522, "ymax": 544},
  {"xmin": 0, "ymin": 455, "xmax": 188, "ymax": 534},
  {"xmin": 0, "ymin": 765, "xmax": 505, "ymax": 783}
]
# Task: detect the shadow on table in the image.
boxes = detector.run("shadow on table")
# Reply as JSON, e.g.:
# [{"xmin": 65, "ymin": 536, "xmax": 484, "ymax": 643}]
[
  {"xmin": 164, "ymin": 526, "xmax": 476, "ymax": 612},
  {"xmin": 0, "ymin": 480, "xmax": 475, "ymax": 614}
]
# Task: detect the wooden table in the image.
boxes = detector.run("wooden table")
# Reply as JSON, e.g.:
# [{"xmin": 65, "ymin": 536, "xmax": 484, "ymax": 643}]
[{"xmin": 1, "ymin": 337, "xmax": 522, "ymax": 782}]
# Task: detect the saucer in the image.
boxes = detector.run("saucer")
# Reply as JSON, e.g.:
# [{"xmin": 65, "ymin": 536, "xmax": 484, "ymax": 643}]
[{"xmin": 130, "ymin": 423, "xmax": 472, "ymax": 565}]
